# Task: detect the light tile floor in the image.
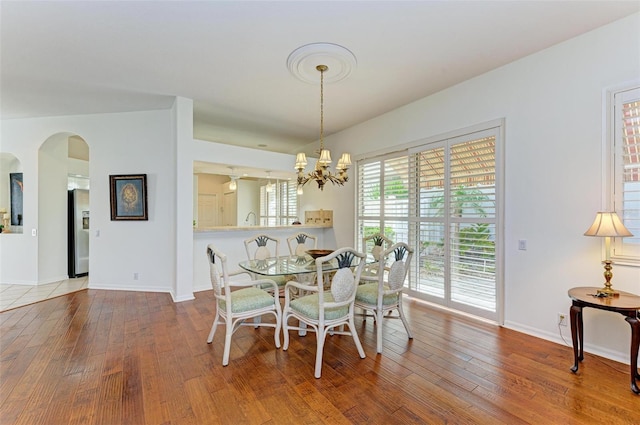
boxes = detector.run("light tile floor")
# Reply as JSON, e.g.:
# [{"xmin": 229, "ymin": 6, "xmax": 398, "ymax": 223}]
[{"xmin": 0, "ymin": 277, "xmax": 88, "ymax": 312}]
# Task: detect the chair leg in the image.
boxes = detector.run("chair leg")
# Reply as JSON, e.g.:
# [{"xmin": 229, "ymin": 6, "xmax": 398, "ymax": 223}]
[
  {"xmin": 349, "ymin": 316, "xmax": 366, "ymax": 359},
  {"xmin": 273, "ymin": 309, "xmax": 282, "ymax": 349},
  {"xmin": 376, "ymin": 308, "xmax": 384, "ymax": 354},
  {"xmin": 207, "ymin": 314, "xmax": 219, "ymax": 344},
  {"xmin": 282, "ymin": 313, "xmax": 290, "ymax": 350},
  {"xmin": 398, "ymin": 302, "xmax": 413, "ymax": 339},
  {"xmin": 314, "ymin": 327, "xmax": 328, "ymax": 378},
  {"xmin": 222, "ymin": 320, "xmax": 233, "ymax": 366}
]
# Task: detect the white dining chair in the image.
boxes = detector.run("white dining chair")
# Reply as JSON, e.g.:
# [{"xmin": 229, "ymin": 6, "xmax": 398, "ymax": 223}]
[
  {"xmin": 206, "ymin": 244, "xmax": 282, "ymax": 366},
  {"xmin": 355, "ymin": 242, "xmax": 414, "ymax": 353},
  {"xmin": 282, "ymin": 247, "xmax": 366, "ymax": 378}
]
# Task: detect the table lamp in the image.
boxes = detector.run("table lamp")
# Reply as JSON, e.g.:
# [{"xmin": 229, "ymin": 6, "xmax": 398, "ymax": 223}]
[{"xmin": 584, "ymin": 211, "xmax": 633, "ymax": 296}]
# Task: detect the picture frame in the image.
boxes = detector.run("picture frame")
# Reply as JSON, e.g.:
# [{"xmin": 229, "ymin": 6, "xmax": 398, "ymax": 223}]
[{"xmin": 109, "ymin": 174, "xmax": 148, "ymax": 221}]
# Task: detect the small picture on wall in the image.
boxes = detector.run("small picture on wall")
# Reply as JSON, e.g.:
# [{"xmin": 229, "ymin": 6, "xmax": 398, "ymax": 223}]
[
  {"xmin": 10, "ymin": 172, "xmax": 23, "ymax": 226},
  {"xmin": 109, "ymin": 174, "xmax": 148, "ymax": 221}
]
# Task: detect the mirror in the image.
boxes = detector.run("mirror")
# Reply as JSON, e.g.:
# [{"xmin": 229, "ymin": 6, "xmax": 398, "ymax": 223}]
[
  {"xmin": 193, "ymin": 161, "xmax": 297, "ymax": 228},
  {"xmin": 0, "ymin": 152, "xmax": 23, "ymax": 234}
]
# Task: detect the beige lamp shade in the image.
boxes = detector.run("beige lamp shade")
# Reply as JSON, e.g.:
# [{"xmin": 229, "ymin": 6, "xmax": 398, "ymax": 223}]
[
  {"xmin": 583, "ymin": 211, "xmax": 633, "ymax": 295},
  {"xmin": 295, "ymin": 153, "xmax": 307, "ymax": 169},
  {"xmin": 318, "ymin": 149, "xmax": 332, "ymax": 166},
  {"xmin": 584, "ymin": 212, "xmax": 633, "ymax": 237},
  {"xmin": 337, "ymin": 153, "xmax": 352, "ymax": 170}
]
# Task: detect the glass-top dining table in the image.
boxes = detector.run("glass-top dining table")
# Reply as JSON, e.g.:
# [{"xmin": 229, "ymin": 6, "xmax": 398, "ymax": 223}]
[
  {"xmin": 238, "ymin": 255, "xmax": 346, "ymax": 278},
  {"xmin": 239, "ymin": 253, "xmax": 371, "ymax": 336}
]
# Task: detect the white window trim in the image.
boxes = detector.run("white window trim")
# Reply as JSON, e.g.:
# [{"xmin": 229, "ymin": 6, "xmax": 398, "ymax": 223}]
[
  {"xmin": 354, "ymin": 119, "xmax": 505, "ymax": 324},
  {"xmin": 603, "ymin": 81, "xmax": 640, "ymax": 267}
]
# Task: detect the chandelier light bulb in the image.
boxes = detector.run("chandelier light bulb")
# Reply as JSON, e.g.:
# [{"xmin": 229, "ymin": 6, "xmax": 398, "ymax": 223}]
[{"xmin": 228, "ymin": 167, "xmax": 237, "ymax": 191}]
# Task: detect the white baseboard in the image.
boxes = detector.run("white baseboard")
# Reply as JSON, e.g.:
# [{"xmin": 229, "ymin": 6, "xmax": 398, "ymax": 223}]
[
  {"xmin": 88, "ymin": 283, "xmax": 173, "ymax": 295},
  {"xmin": 504, "ymin": 320, "xmax": 628, "ymax": 365}
]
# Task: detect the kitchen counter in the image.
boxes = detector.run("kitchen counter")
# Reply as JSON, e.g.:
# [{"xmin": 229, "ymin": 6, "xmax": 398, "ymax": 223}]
[
  {"xmin": 194, "ymin": 224, "xmax": 331, "ymax": 233},
  {"xmin": 192, "ymin": 224, "xmax": 336, "ymax": 292}
]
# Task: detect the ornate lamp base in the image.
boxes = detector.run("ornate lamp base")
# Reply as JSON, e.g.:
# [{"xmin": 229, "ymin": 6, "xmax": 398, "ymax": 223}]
[{"xmin": 596, "ymin": 260, "xmax": 619, "ymax": 297}]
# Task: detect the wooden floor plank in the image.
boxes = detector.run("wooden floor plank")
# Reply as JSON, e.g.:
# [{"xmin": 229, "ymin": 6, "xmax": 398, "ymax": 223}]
[{"xmin": 1, "ymin": 288, "xmax": 639, "ymax": 424}]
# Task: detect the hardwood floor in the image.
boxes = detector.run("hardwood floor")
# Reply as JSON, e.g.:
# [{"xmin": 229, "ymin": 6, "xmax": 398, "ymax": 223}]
[{"xmin": 1, "ymin": 289, "xmax": 638, "ymax": 424}]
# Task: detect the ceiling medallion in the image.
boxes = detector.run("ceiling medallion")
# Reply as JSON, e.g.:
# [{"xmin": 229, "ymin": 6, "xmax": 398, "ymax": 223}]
[{"xmin": 287, "ymin": 42, "xmax": 357, "ymax": 84}]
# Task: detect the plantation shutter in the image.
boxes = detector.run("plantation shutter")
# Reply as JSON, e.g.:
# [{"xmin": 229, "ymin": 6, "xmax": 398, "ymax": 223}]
[
  {"xmin": 357, "ymin": 153, "xmax": 410, "ymax": 249},
  {"xmin": 448, "ymin": 135, "xmax": 497, "ymax": 313},
  {"xmin": 259, "ymin": 184, "xmax": 277, "ymax": 226},
  {"xmin": 407, "ymin": 127, "xmax": 499, "ymax": 320},
  {"xmin": 278, "ymin": 181, "xmax": 298, "ymax": 225},
  {"xmin": 614, "ymin": 87, "xmax": 640, "ymax": 258}
]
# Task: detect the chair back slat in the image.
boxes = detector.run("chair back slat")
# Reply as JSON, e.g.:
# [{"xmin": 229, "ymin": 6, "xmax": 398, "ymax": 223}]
[
  {"xmin": 363, "ymin": 233, "xmax": 393, "ymax": 261},
  {"xmin": 313, "ymin": 248, "xmax": 365, "ymax": 303},
  {"xmin": 287, "ymin": 232, "xmax": 318, "ymax": 256},
  {"xmin": 385, "ymin": 243, "xmax": 413, "ymax": 291},
  {"xmin": 206, "ymin": 245, "xmax": 227, "ymax": 296},
  {"xmin": 244, "ymin": 234, "xmax": 280, "ymax": 260}
]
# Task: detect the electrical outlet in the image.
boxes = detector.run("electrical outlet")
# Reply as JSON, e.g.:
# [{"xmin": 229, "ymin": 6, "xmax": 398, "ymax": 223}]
[
  {"xmin": 557, "ymin": 313, "xmax": 567, "ymax": 327},
  {"xmin": 133, "ymin": 272, "xmax": 139, "ymax": 280}
]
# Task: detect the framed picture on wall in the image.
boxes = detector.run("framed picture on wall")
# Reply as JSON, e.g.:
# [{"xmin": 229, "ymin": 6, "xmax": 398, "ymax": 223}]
[
  {"xmin": 9, "ymin": 172, "xmax": 23, "ymax": 226},
  {"xmin": 109, "ymin": 174, "xmax": 148, "ymax": 221}
]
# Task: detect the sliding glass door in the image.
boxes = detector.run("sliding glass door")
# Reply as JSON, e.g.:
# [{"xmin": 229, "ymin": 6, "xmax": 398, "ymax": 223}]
[{"xmin": 357, "ymin": 126, "xmax": 502, "ymax": 322}]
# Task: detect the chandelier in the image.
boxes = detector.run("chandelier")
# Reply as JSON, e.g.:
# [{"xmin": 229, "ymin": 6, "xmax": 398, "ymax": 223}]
[{"xmin": 295, "ymin": 64, "xmax": 351, "ymax": 191}]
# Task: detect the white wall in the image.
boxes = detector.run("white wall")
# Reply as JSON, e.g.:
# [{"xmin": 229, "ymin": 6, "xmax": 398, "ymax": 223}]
[
  {"xmin": 1, "ymin": 109, "xmax": 178, "ymax": 295},
  {"xmin": 320, "ymin": 13, "xmax": 640, "ymax": 363},
  {"xmin": 236, "ymin": 179, "xmax": 260, "ymax": 224},
  {"xmin": 38, "ymin": 134, "xmax": 70, "ymax": 283}
]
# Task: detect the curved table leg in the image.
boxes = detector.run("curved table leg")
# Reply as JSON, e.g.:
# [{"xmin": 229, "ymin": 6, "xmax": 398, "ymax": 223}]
[
  {"xmin": 625, "ymin": 315, "xmax": 640, "ymax": 394},
  {"xmin": 570, "ymin": 304, "xmax": 583, "ymax": 373}
]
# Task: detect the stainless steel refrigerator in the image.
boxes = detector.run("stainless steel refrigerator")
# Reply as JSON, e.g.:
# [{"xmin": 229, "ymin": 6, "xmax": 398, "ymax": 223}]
[{"xmin": 68, "ymin": 189, "xmax": 89, "ymax": 278}]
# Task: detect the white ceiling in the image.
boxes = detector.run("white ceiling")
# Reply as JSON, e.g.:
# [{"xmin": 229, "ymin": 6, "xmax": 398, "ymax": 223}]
[{"xmin": 2, "ymin": 1, "xmax": 639, "ymax": 156}]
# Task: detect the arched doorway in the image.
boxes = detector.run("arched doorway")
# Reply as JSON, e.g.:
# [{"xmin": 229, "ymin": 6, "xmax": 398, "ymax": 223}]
[{"xmin": 38, "ymin": 133, "xmax": 90, "ymax": 284}]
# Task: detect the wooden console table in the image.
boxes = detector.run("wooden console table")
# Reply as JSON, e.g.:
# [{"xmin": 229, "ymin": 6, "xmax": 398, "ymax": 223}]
[{"xmin": 568, "ymin": 287, "xmax": 640, "ymax": 394}]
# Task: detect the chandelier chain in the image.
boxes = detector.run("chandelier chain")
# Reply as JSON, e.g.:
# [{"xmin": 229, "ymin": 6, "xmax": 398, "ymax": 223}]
[{"xmin": 318, "ymin": 64, "xmax": 326, "ymax": 151}]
